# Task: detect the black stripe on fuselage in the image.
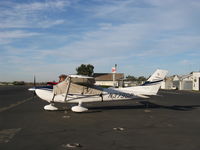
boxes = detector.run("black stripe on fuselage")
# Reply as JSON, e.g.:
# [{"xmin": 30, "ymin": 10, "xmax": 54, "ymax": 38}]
[{"xmin": 141, "ymin": 79, "xmax": 163, "ymax": 86}]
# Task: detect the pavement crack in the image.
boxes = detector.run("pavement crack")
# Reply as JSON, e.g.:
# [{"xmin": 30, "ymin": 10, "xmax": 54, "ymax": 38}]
[{"xmin": 0, "ymin": 128, "xmax": 21, "ymax": 143}]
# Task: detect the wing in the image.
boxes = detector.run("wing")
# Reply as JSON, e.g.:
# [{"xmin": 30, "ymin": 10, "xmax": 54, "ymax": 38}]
[{"xmin": 68, "ymin": 74, "xmax": 94, "ymax": 79}]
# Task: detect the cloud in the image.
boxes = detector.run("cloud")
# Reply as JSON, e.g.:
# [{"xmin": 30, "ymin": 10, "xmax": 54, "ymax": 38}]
[
  {"xmin": 38, "ymin": 21, "xmax": 200, "ymax": 61},
  {"xmin": 0, "ymin": 19, "xmax": 66, "ymax": 29},
  {"xmin": 0, "ymin": 30, "xmax": 40, "ymax": 39},
  {"xmin": 9, "ymin": 20, "xmax": 198, "ymax": 67},
  {"xmin": 180, "ymin": 60, "xmax": 193, "ymax": 65},
  {"xmin": 0, "ymin": 30, "xmax": 40, "ymax": 45},
  {"xmin": 14, "ymin": 0, "xmax": 69, "ymax": 11},
  {"xmin": 37, "ymin": 20, "xmax": 66, "ymax": 28},
  {"xmin": 88, "ymin": 0, "xmax": 200, "ymax": 31},
  {"xmin": 1, "ymin": 0, "xmax": 200, "ymax": 81},
  {"xmin": 137, "ymin": 35, "xmax": 200, "ymax": 57},
  {"xmin": 98, "ymin": 23, "xmax": 113, "ymax": 30},
  {"xmin": 0, "ymin": 0, "xmax": 69, "ymax": 29}
]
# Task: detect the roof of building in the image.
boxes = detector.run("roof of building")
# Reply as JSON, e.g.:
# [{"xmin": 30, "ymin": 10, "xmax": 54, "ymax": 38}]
[{"xmin": 93, "ymin": 73, "xmax": 124, "ymax": 81}]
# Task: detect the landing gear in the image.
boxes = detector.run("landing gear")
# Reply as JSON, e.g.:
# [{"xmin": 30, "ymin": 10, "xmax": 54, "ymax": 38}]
[
  {"xmin": 44, "ymin": 103, "xmax": 58, "ymax": 111},
  {"xmin": 71, "ymin": 101, "xmax": 88, "ymax": 113},
  {"xmin": 44, "ymin": 94, "xmax": 58, "ymax": 111}
]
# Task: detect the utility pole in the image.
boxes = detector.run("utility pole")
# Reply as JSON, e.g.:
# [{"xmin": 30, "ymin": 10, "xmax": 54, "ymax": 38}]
[{"xmin": 112, "ymin": 64, "xmax": 117, "ymax": 87}]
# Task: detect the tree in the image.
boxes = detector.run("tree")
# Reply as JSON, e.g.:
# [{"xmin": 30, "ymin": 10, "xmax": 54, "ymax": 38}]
[
  {"xmin": 138, "ymin": 76, "xmax": 147, "ymax": 82},
  {"xmin": 126, "ymin": 75, "xmax": 137, "ymax": 81},
  {"xmin": 126, "ymin": 75, "xmax": 147, "ymax": 82},
  {"xmin": 13, "ymin": 81, "xmax": 25, "ymax": 85},
  {"xmin": 76, "ymin": 64, "xmax": 94, "ymax": 76}
]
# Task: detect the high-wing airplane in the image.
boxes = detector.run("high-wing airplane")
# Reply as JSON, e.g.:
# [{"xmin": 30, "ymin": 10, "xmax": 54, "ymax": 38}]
[{"xmin": 28, "ymin": 69, "xmax": 168, "ymax": 112}]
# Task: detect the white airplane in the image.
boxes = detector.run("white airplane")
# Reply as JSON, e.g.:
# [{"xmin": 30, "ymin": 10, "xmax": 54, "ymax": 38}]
[{"xmin": 28, "ymin": 69, "xmax": 168, "ymax": 112}]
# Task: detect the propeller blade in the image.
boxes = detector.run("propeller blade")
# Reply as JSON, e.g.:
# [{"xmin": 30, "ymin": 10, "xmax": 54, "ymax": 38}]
[
  {"xmin": 34, "ymin": 75, "xmax": 36, "ymax": 87},
  {"xmin": 32, "ymin": 75, "xmax": 36, "ymax": 100}
]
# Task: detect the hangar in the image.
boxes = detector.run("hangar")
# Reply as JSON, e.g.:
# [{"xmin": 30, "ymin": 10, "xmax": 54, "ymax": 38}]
[{"xmin": 161, "ymin": 72, "xmax": 200, "ymax": 91}]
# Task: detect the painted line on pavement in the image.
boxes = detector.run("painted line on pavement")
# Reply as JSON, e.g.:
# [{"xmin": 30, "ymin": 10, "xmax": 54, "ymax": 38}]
[{"xmin": 0, "ymin": 97, "xmax": 32, "ymax": 113}]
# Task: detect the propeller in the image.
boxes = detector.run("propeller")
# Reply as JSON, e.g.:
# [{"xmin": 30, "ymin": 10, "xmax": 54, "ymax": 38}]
[
  {"xmin": 34, "ymin": 75, "xmax": 36, "ymax": 87},
  {"xmin": 32, "ymin": 75, "xmax": 36, "ymax": 100}
]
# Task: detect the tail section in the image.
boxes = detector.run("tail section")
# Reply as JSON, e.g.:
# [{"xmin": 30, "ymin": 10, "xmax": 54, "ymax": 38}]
[
  {"xmin": 140, "ymin": 69, "xmax": 168, "ymax": 95},
  {"xmin": 147, "ymin": 69, "xmax": 168, "ymax": 82},
  {"xmin": 118, "ymin": 69, "xmax": 168, "ymax": 96}
]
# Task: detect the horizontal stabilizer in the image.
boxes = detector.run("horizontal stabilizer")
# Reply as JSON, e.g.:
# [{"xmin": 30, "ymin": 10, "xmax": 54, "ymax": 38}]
[{"xmin": 135, "ymin": 94, "xmax": 150, "ymax": 98}]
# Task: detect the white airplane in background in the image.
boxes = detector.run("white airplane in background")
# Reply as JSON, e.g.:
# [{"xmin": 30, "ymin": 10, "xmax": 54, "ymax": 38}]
[{"xmin": 28, "ymin": 69, "xmax": 168, "ymax": 112}]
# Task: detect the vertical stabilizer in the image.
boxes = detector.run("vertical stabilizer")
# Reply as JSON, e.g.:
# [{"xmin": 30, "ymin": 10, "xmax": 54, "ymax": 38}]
[{"xmin": 147, "ymin": 69, "xmax": 168, "ymax": 82}]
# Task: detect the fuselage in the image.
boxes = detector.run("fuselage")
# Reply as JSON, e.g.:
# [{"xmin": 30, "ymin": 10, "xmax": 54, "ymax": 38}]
[{"xmin": 35, "ymin": 88, "xmax": 138, "ymax": 104}]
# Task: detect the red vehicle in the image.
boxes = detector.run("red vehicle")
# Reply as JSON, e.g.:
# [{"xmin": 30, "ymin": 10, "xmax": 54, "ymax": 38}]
[{"xmin": 47, "ymin": 82, "xmax": 58, "ymax": 86}]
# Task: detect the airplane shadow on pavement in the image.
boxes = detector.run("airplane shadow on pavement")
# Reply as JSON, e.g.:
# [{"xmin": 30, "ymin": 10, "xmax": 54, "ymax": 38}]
[{"xmin": 87, "ymin": 101, "xmax": 200, "ymax": 112}]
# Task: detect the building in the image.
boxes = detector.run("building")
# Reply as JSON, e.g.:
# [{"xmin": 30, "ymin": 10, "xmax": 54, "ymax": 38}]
[
  {"xmin": 173, "ymin": 75, "xmax": 180, "ymax": 89},
  {"xmin": 161, "ymin": 72, "xmax": 200, "ymax": 91},
  {"xmin": 93, "ymin": 73, "xmax": 124, "ymax": 87},
  {"xmin": 179, "ymin": 72, "xmax": 200, "ymax": 91},
  {"xmin": 192, "ymin": 72, "xmax": 200, "ymax": 91},
  {"xmin": 123, "ymin": 81, "xmax": 139, "ymax": 87},
  {"xmin": 179, "ymin": 74, "xmax": 193, "ymax": 90},
  {"xmin": 161, "ymin": 76, "xmax": 175, "ymax": 89}
]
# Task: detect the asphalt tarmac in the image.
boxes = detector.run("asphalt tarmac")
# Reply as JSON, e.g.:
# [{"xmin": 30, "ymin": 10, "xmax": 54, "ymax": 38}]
[{"xmin": 0, "ymin": 86, "xmax": 200, "ymax": 150}]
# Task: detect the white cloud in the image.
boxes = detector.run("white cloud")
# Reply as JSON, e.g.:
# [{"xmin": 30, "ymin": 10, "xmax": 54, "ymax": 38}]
[
  {"xmin": 0, "ymin": 19, "xmax": 66, "ymax": 29},
  {"xmin": 89, "ymin": 0, "xmax": 200, "ymax": 31},
  {"xmin": 0, "ymin": 0, "xmax": 69, "ymax": 29},
  {"xmin": 98, "ymin": 23, "xmax": 113, "ymax": 30},
  {"xmin": 43, "ymin": 21, "xmax": 200, "ymax": 61},
  {"xmin": 180, "ymin": 60, "xmax": 192, "ymax": 65},
  {"xmin": 37, "ymin": 20, "xmax": 66, "ymax": 28},
  {"xmin": 90, "ymin": 0, "xmax": 137, "ymax": 19},
  {"xmin": 12, "ymin": 20, "xmax": 199, "ymax": 64},
  {"xmin": 0, "ymin": 30, "xmax": 40, "ymax": 44},
  {"xmin": 0, "ymin": 30, "xmax": 40, "ymax": 39},
  {"xmin": 14, "ymin": 0, "xmax": 69, "ymax": 11},
  {"xmin": 1, "ymin": 0, "xmax": 200, "ymax": 81}
]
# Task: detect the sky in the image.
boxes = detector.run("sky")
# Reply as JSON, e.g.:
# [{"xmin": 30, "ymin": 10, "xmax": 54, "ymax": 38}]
[{"xmin": 0, "ymin": 0, "xmax": 200, "ymax": 82}]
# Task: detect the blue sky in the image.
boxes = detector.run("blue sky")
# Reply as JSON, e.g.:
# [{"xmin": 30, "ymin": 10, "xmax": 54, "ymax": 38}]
[{"xmin": 0, "ymin": 0, "xmax": 200, "ymax": 82}]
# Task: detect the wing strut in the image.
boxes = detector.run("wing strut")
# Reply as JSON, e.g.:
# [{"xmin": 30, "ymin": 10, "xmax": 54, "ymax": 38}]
[
  {"xmin": 100, "ymin": 93, "xmax": 103, "ymax": 102},
  {"xmin": 64, "ymin": 77, "xmax": 72, "ymax": 102},
  {"xmin": 51, "ymin": 94, "xmax": 55, "ymax": 103}
]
